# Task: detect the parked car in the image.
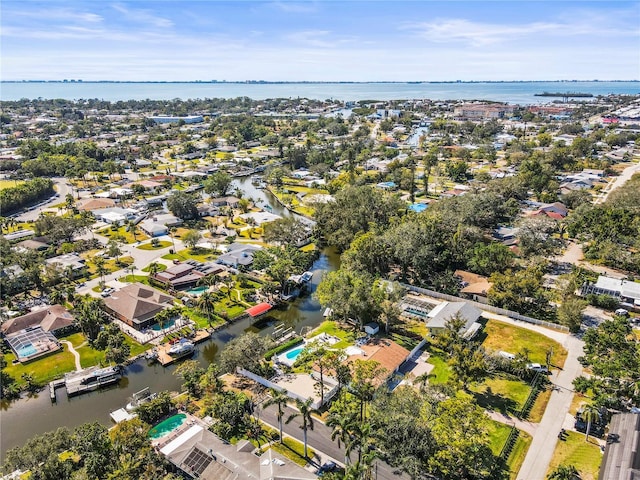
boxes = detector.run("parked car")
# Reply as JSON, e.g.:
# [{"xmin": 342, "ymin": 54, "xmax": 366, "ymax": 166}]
[
  {"xmin": 317, "ymin": 462, "xmax": 339, "ymax": 476},
  {"xmin": 526, "ymin": 363, "xmax": 549, "ymax": 374}
]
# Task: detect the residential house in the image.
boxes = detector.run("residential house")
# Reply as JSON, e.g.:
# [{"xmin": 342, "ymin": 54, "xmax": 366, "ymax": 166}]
[
  {"xmin": 209, "ymin": 196, "xmax": 240, "ymax": 208},
  {"xmin": 344, "ymin": 338, "xmax": 410, "ymax": 386},
  {"xmin": 152, "ymin": 261, "xmax": 226, "ymax": 290},
  {"xmin": 76, "ymin": 198, "xmax": 116, "ymax": 211},
  {"xmin": 598, "ymin": 413, "xmax": 640, "ymax": 480},
  {"xmin": 103, "ymin": 283, "xmax": 175, "ymax": 330},
  {"xmin": 14, "ymin": 238, "xmax": 50, "ymax": 252},
  {"xmin": 45, "ymin": 253, "xmax": 87, "ymax": 278},
  {"xmin": 0, "ymin": 304, "xmax": 75, "ymax": 336},
  {"xmin": 139, "ymin": 213, "xmax": 183, "ymax": 237},
  {"xmin": 158, "ymin": 418, "xmax": 316, "ymax": 480},
  {"xmin": 425, "ymin": 301, "xmax": 483, "ymax": 339},
  {"xmin": 216, "ymin": 243, "xmax": 262, "ymax": 269},
  {"xmin": 454, "ymin": 270, "xmax": 492, "ymax": 304},
  {"xmin": 92, "ymin": 207, "xmax": 138, "ymax": 224},
  {"xmin": 493, "ymin": 226, "xmax": 519, "ymax": 247},
  {"xmin": 581, "ymin": 276, "xmax": 640, "ymax": 310}
]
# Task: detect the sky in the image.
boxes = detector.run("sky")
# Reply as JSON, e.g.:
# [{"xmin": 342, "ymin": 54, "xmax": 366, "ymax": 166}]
[{"xmin": 1, "ymin": 1, "xmax": 639, "ymax": 81}]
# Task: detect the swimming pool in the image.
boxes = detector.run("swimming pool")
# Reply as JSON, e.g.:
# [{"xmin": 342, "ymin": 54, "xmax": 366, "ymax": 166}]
[
  {"xmin": 186, "ymin": 286, "xmax": 207, "ymax": 296},
  {"xmin": 148, "ymin": 413, "xmax": 187, "ymax": 439},
  {"xmin": 17, "ymin": 344, "xmax": 38, "ymax": 358},
  {"xmin": 151, "ymin": 319, "xmax": 176, "ymax": 331},
  {"xmin": 285, "ymin": 347, "xmax": 305, "ymax": 360}
]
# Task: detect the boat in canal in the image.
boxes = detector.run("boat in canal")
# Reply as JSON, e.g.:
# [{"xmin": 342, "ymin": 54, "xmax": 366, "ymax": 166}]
[
  {"xmin": 167, "ymin": 339, "xmax": 195, "ymax": 358},
  {"xmin": 63, "ymin": 366, "xmax": 123, "ymax": 397}
]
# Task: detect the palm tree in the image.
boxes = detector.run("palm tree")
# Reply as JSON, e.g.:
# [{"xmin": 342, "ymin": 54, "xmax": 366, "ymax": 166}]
[
  {"xmin": 127, "ymin": 220, "xmax": 137, "ymax": 242},
  {"xmin": 196, "ymin": 291, "xmax": 217, "ymax": 327},
  {"xmin": 285, "ymin": 398, "xmax": 318, "ymax": 458},
  {"xmin": 547, "ymin": 464, "xmax": 581, "ymax": 480},
  {"xmin": 327, "ymin": 410, "xmax": 356, "ymax": 465},
  {"xmin": 581, "ymin": 404, "xmax": 601, "ymax": 442},
  {"xmin": 148, "ymin": 262, "xmax": 160, "ymax": 278},
  {"xmin": 245, "ymin": 418, "xmax": 268, "ymax": 448},
  {"xmin": 48, "ymin": 288, "xmax": 66, "ymax": 305},
  {"xmin": 263, "ymin": 388, "xmax": 289, "ymax": 444}
]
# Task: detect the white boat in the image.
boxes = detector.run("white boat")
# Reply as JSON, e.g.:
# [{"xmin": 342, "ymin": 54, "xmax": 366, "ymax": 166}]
[
  {"xmin": 168, "ymin": 339, "xmax": 195, "ymax": 358},
  {"xmin": 125, "ymin": 387, "xmax": 157, "ymax": 412}
]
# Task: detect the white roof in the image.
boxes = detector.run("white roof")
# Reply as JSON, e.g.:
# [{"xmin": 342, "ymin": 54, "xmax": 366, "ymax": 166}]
[
  {"xmin": 239, "ymin": 211, "xmax": 282, "ymax": 225},
  {"xmin": 160, "ymin": 424, "xmax": 203, "ymax": 456},
  {"xmin": 594, "ymin": 276, "xmax": 640, "ymax": 300},
  {"xmin": 110, "ymin": 408, "xmax": 135, "ymax": 423}
]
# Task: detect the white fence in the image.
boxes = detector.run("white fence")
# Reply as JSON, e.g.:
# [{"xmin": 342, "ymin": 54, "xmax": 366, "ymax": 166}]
[{"xmin": 403, "ymin": 284, "xmax": 569, "ymax": 332}]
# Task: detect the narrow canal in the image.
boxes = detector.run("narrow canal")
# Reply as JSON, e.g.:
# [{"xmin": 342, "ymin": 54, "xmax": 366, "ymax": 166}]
[{"xmin": 0, "ymin": 176, "xmax": 339, "ymax": 457}]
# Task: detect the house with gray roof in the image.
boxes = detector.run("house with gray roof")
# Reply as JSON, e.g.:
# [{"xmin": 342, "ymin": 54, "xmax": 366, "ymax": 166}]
[
  {"xmin": 598, "ymin": 413, "xmax": 640, "ymax": 480},
  {"xmin": 216, "ymin": 243, "xmax": 262, "ymax": 269},
  {"xmin": 158, "ymin": 418, "xmax": 316, "ymax": 480},
  {"xmin": 426, "ymin": 301, "xmax": 483, "ymax": 339},
  {"xmin": 0, "ymin": 304, "xmax": 74, "ymax": 336},
  {"xmin": 582, "ymin": 276, "xmax": 640, "ymax": 309}
]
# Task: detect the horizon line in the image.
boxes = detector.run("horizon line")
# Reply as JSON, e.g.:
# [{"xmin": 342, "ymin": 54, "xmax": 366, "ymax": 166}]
[{"xmin": 2, "ymin": 79, "xmax": 640, "ymax": 84}]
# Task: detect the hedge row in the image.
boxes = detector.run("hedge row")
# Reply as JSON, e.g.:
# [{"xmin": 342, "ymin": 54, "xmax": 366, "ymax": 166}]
[{"xmin": 264, "ymin": 337, "xmax": 304, "ymax": 361}]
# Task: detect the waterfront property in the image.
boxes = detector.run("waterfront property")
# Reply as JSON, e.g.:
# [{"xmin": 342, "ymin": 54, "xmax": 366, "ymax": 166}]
[
  {"xmin": 103, "ymin": 283, "xmax": 176, "ymax": 330},
  {"xmin": 4, "ymin": 327, "xmax": 61, "ymax": 362},
  {"xmin": 156, "ymin": 414, "xmax": 316, "ymax": 480},
  {"xmin": 151, "ymin": 261, "xmax": 227, "ymax": 290},
  {"xmin": 425, "ymin": 301, "xmax": 483, "ymax": 339},
  {"xmin": 342, "ymin": 338, "xmax": 411, "ymax": 386},
  {"xmin": 216, "ymin": 243, "xmax": 262, "ymax": 268},
  {"xmin": 0, "ymin": 304, "xmax": 75, "ymax": 336},
  {"xmin": 149, "ymin": 413, "xmax": 187, "ymax": 439}
]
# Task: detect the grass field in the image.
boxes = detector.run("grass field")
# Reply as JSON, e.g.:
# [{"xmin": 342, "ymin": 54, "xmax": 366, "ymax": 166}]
[
  {"xmin": 118, "ymin": 274, "xmax": 150, "ymax": 285},
  {"xmin": 0, "ymin": 179, "xmax": 25, "ymax": 189},
  {"xmin": 97, "ymin": 225, "xmax": 148, "ymax": 244},
  {"xmin": 486, "ymin": 421, "xmax": 532, "ymax": 479},
  {"xmin": 423, "ymin": 348, "xmax": 450, "ymax": 385},
  {"xmin": 470, "ymin": 374, "xmax": 531, "ymax": 415},
  {"xmin": 481, "ymin": 319, "xmax": 568, "ymax": 368},
  {"xmin": 137, "ymin": 241, "xmax": 172, "ymax": 250},
  {"xmin": 308, "ymin": 321, "xmax": 355, "ymax": 349},
  {"xmin": 546, "ymin": 430, "xmax": 602, "ymax": 480},
  {"xmin": 161, "ymin": 248, "xmax": 217, "ymax": 262}
]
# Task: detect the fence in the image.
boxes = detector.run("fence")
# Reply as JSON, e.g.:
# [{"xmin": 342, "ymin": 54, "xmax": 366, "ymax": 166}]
[
  {"xmin": 236, "ymin": 367, "xmax": 339, "ymax": 410},
  {"xmin": 402, "ymin": 284, "xmax": 569, "ymax": 332}
]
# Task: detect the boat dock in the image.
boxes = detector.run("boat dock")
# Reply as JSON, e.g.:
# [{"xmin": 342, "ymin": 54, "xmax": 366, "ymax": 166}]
[
  {"xmin": 65, "ymin": 366, "xmax": 122, "ymax": 397},
  {"xmin": 49, "ymin": 379, "xmax": 65, "ymax": 402},
  {"xmin": 156, "ymin": 330, "xmax": 211, "ymax": 366}
]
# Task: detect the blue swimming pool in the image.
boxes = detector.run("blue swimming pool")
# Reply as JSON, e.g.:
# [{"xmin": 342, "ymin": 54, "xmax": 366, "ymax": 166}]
[
  {"xmin": 17, "ymin": 344, "xmax": 38, "ymax": 358},
  {"xmin": 285, "ymin": 347, "xmax": 305, "ymax": 360},
  {"xmin": 148, "ymin": 413, "xmax": 187, "ymax": 439},
  {"xmin": 186, "ymin": 286, "xmax": 207, "ymax": 296},
  {"xmin": 151, "ymin": 319, "xmax": 175, "ymax": 331}
]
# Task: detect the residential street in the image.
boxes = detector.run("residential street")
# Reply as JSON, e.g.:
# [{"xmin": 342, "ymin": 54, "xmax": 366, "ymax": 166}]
[
  {"xmin": 15, "ymin": 177, "xmax": 72, "ymax": 221},
  {"xmin": 256, "ymin": 402, "xmax": 409, "ymax": 480}
]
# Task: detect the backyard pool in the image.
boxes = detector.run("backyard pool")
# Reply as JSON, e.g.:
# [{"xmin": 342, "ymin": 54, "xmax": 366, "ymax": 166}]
[
  {"xmin": 148, "ymin": 413, "xmax": 187, "ymax": 439},
  {"xmin": 285, "ymin": 347, "xmax": 305, "ymax": 360},
  {"xmin": 186, "ymin": 286, "xmax": 207, "ymax": 296},
  {"xmin": 151, "ymin": 319, "xmax": 176, "ymax": 331},
  {"xmin": 16, "ymin": 344, "xmax": 38, "ymax": 358}
]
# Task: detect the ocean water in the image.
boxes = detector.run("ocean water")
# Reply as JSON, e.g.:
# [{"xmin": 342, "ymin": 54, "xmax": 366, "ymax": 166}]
[{"xmin": 1, "ymin": 81, "xmax": 638, "ymax": 104}]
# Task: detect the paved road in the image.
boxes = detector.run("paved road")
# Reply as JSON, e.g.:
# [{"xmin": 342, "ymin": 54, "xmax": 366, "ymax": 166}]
[
  {"xmin": 515, "ymin": 336, "xmax": 585, "ymax": 480},
  {"xmin": 595, "ymin": 160, "xmax": 640, "ymax": 205},
  {"xmin": 15, "ymin": 177, "xmax": 72, "ymax": 221},
  {"xmin": 256, "ymin": 402, "xmax": 408, "ymax": 480},
  {"xmin": 555, "ymin": 241, "xmax": 628, "ymax": 279}
]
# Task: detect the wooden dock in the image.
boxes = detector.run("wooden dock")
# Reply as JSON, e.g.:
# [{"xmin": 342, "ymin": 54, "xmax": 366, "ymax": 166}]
[
  {"xmin": 49, "ymin": 379, "xmax": 65, "ymax": 402},
  {"xmin": 157, "ymin": 330, "xmax": 211, "ymax": 366}
]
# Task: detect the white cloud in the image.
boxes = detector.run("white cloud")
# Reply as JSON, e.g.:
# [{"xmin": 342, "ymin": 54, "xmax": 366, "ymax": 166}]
[
  {"xmin": 8, "ymin": 8, "xmax": 103, "ymax": 24},
  {"xmin": 269, "ymin": 1, "xmax": 318, "ymax": 14},
  {"xmin": 111, "ymin": 3, "xmax": 173, "ymax": 28}
]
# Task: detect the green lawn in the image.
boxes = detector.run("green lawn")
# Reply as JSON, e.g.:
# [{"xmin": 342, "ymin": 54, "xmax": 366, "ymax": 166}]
[
  {"xmin": 119, "ymin": 274, "xmax": 150, "ymax": 285},
  {"xmin": 424, "ymin": 348, "xmax": 450, "ymax": 385},
  {"xmin": 546, "ymin": 430, "xmax": 602, "ymax": 480},
  {"xmin": 308, "ymin": 321, "xmax": 355, "ymax": 349},
  {"xmin": 182, "ymin": 307, "xmax": 226, "ymax": 329},
  {"xmin": 161, "ymin": 248, "xmax": 217, "ymax": 262},
  {"xmin": 486, "ymin": 421, "xmax": 532, "ymax": 479},
  {"xmin": 0, "ymin": 179, "xmax": 25, "ymax": 189},
  {"xmin": 2, "ymin": 346, "xmax": 77, "ymax": 387},
  {"xmin": 137, "ymin": 241, "xmax": 172, "ymax": 250},
  {"xmin": 142, "ymin": 263, "xmax": 168, "ymax": 273},
  {"xmin": 528, "ymin": 388, "xmax": 552, "ymax": 423},
  {"xmin": 470, "ymin": 374, "xmax": 532, "ymax": 415},
  {"xmin": 265, "ymin": 438, "xmax": 315, "ymax": 466},
  {"xmin": 97, "ymin": 225, "xmax": 148, "ymax": 244},
  {"xmin": 481, "ymin": 319, "xmax": 568, "ymax": 368}
]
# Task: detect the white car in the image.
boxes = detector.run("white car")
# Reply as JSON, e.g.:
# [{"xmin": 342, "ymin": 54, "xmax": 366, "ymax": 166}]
[{"xmin": 526, "ymin": 363, "xmax": 549, "ymax": 374}]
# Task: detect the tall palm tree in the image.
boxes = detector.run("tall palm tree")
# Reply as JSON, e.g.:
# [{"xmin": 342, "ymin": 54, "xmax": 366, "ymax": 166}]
[
  {"xmin": 581, "ymin": 404, "xmax": 601, "ymax": 442},
  {"xmin": 285, "ymin": 398, "xmax": 318, "ymax": 458},
  {"xmin": 48, "ymin": 288, "xmax": 66, "ymax": 305},
  {"xmin": 547, "ymin": 464, "xmax": 581, "ymax": 480},
  {"xmin": 148, "ymin": 262, "xmax": 160, "ymax": 278},
  {"xmin": 263, "ymin": 388, "xmax": 289, "ymax": 444},
  {"xmin": 196, "ymin": 291, "xmax": 217, "ymax": 327},
  {"xmin": 327, "ymin": 410, "xmax": 356, "ymax": 465}
]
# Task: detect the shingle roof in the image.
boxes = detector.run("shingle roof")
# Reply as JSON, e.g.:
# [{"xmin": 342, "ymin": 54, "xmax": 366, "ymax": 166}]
[
  {"xmin": 426, "ymin": 301, "xmax": 482, "ymax": 331},
  {"xmin": 103, "ymin": 283, "xmax": 174, "ymax": 325},
  {"xmin": 1, "ymin": 305, "xmax": 74, "ymax": 335}
]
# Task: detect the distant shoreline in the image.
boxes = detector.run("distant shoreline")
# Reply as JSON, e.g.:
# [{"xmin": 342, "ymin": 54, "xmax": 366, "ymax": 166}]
[{"xmin": 2, "ymin": 80, "xmax": 639, "ymax": 84}]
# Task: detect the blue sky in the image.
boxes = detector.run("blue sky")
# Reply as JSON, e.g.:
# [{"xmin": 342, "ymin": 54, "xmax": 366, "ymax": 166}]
[{"xmin": 2, "ymin": 1, "xmax": 639, "ymax": 81}]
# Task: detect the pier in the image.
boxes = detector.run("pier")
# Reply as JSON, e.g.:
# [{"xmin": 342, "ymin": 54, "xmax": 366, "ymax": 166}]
[{"xmin": 156, "ymin": 329, "xmax": 211, "ymax": 366}]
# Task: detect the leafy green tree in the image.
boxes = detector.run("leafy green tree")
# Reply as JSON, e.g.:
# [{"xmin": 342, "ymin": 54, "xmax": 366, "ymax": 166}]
[
  {"xmin": 467, "ymin": 242, "xmax": 515, "ymax": 276},
  {"xmin": 203, "ymin": 171, "xmax": 233, "ymax": 197},
  {"xmin": 316, "ymin": 269, "xmax": 381, "ymax": 327},
  {"xmin": 489, "ymin": 264, "xmax": 553, "ymax": 319},
  {"xmin": 182, "ymin": 229, "xmax": 202, "ymax": 250},
  {"xmin": 174, "ymin": 360, "xmax": 205, "ymax": 397},
  {"xmin": 72, "ymin": 422, "xmax": 112, "ymax": 479},
  {"xmin": 349, "ymin": 359, "xmax": 387, "ymax": 422},
  {"xmin": 557, "ymin": 296, "xmax": 587, "ymax": 333},
  {"xmin": 74, "ymin": 296, "xmax": 107, "ymax": 342},
  {"xmin": 218, "ymin": 332, "xmax": 274, "ymax": 373},
  {"xmin": 263, "ymin": 217, "xmax": 309, "ymax": 246},
  {"xmin": 135, "ymin": 391, "xmax": 174, "ymax": 425},
  {"xmin": 166, "ymin": 191, "xmax": 198, "ymax": 220}
]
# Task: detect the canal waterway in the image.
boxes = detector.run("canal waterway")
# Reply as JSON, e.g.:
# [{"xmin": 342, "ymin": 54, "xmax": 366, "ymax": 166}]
[{"xmin": 0, "ymin": 176, "xmax": 338, "ymax": 457}]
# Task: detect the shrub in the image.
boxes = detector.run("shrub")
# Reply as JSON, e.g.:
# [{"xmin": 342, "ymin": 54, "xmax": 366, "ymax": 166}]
[{"xmin": 264, "ymin": 337, "xmax": 304, "ymax": 361}]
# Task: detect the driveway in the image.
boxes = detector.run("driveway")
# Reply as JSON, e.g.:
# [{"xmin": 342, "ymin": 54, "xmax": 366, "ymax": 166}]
[
  {"xmin": 555, "ymin": 242, "xmax": 628, "ymax": 280},
  {"xmin": 595, "ymin": 161, "xmax": 640, "ymax": 205}
]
